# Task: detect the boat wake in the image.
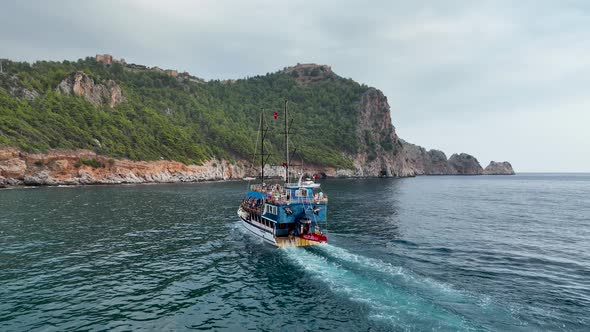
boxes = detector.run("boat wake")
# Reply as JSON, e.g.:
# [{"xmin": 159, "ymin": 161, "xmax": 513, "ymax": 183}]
[{"xmin": 284, "ymin": 244, "xmax": 521, "ymax": 331}]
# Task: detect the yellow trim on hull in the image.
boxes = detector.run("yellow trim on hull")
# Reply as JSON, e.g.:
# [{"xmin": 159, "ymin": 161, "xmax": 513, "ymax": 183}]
[{"xmin": 275, "ymin": 236, "xmax": 326, "ymax": 248}]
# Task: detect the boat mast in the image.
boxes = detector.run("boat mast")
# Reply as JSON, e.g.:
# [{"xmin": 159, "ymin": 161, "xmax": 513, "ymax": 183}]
[
  {"xmin": 284, "ymin": 99, "xmax": 289, "ymax": 183},
  {"xmin": 260, "ymin": 109, "xmax": 265, "ymax": 183}
]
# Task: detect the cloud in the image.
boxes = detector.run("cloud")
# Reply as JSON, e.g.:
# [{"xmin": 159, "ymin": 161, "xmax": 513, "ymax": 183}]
[{"xmin": 1, "ymin": 0, "xmax": 589, "ymax": 171}]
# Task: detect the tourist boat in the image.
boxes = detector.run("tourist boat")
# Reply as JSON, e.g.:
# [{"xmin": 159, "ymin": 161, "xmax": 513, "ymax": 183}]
[{"xmin": 237, "ymin": 101, "xmax": 328, "ymax": 247}]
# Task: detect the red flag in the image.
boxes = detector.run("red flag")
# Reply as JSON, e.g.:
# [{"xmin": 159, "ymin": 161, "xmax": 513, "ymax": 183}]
[{"xmin": 273, "ymin": 112, "xmax": 278, "ymax": 120}]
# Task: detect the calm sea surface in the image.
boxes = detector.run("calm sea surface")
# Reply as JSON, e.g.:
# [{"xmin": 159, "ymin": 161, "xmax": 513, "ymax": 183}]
[{"xmin": 1, "ymin": 174, "xmax": 589, "ymax": 331}]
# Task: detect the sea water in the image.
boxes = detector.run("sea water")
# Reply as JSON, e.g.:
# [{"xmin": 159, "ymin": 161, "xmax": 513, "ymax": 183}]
[{"xmin": 1, "ymin": 174, "xmax": 589, "ymax": 331}]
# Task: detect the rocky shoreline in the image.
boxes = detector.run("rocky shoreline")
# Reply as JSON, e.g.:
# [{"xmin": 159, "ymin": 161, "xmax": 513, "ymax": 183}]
[{"xmin": 0, "ymin": 147, "xmax": 515, "ymax": 188}]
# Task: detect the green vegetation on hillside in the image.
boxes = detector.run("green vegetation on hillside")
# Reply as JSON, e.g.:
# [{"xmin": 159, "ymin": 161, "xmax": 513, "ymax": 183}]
[{"xmin": 0, "ymin": 58, "xmax": 369, "ymax": 167}]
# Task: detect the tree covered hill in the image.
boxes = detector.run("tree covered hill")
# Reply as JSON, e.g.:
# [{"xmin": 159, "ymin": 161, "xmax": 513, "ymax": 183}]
[{"xmin": 0, "ymin": 57, "xmax": 371, "ymax": 168}]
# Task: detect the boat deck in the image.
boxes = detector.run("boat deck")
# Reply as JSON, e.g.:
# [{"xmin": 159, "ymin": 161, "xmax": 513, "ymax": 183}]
[{"xmin": 275, "ymin": 236, "xmax": 325, "ymax": 248}]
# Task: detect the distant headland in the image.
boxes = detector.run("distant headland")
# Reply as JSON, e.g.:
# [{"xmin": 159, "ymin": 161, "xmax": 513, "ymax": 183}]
[{"xmin": 0, "ymin": 55, "xmax": 514, "ymax": 186}]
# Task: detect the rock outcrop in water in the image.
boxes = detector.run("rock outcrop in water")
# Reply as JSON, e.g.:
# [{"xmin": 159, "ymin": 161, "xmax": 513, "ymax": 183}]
[
  {"xmin": 399, "ymin": 141, "xmax": 486, "ymax": 175},
  {"xmin": 484, "ymin": 161, "xmax": 515, "ymax": 175},
  {"xmin": 448, "ymin": 153, "xmax": 484, "ymax": 175},
  {"xmin": 57, "ymin": 71, "xmax": 124, "ymax": 108}
]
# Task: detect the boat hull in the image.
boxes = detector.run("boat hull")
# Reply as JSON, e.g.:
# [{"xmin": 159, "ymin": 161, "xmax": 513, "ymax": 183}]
[
  {"xmin": 238, "ymin": 214, "xmax": 278, "ymax": 246},
  {"xmin": 237, "ymin": 209, "xmax": 326, "ymax": 248}
]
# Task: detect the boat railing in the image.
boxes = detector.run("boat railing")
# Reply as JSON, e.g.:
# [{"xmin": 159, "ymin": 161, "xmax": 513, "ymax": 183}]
[
  {"xmin": 241, "ymin": 202, "xmax": 262, "ymax": 215},
  {"xmin": 264, "ymin": 197, "xmax": 328, "ymax": 205},
  {"xmin": 250, "ymin": 184, "xmax": 264, "ymax": 192}
]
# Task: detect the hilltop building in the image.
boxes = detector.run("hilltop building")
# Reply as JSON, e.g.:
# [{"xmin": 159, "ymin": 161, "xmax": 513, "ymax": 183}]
[{"xmin": 95, "ymin": 54, "xmax": 126, "ymax": 65}]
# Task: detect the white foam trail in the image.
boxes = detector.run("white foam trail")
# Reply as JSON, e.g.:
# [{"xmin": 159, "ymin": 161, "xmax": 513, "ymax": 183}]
[
  {"xmin": 316, "ymin": 244, "xmax": 521, "ymax": 328},
  {"xmin": 318, "ymin": 244, "xmax": 460, "ymax": 297},
  {"xmin": 283, "ymin": 246, "xmax": 475, "ymax": 331}
]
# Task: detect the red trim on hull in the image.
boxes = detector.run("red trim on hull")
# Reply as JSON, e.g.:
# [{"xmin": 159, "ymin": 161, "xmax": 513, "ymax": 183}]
[{"xmin": 300, "ymin": 233, "xmax": 328, "ymax": 242}]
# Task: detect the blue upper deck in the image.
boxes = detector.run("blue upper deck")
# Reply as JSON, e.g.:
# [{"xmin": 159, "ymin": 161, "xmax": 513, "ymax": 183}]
[
  {"xmin": 246, "ymin": 190, "xmax": 266, "ymax": 200},
  {"xmin": 247, "ymin": 181, "xmax": 327, "ymax": 204},
  {"xmin": 244, "ymin": 181, "xmax": 328, "ymax": 225}
]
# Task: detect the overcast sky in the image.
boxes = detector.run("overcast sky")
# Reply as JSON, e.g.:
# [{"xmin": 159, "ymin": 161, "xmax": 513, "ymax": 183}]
[{"xmin": 1, "ymin": 0, "xmax": 589, "ymax": 172}]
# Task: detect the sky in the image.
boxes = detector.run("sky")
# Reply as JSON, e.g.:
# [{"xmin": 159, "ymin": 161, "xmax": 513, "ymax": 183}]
[{"xmin": 1, "ymin": 0, "xmax": 589, "ymax": 172}]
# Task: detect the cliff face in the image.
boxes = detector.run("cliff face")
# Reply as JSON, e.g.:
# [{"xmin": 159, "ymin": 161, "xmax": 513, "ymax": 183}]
[
  {"xmin": 399, "ymin": 141, "xmax": 485, "ymax": 175},
  {"xmin": 484, "ymin": 161, "xmax": 515, "ymax": 175},
  {"xmin": 350, "ymin": 88, "xmax": 414, "ymax": 177},
  {"xmin": 56, "ymin": 71, "xmax": 124, "ymax": 108},
  {"xmin": 399, "ymin": 141, "xmax": 453, "ymax": 175},
  {"xmin": 0, "ymin": 147, "xmax": 366, "ymax": 186},
  {"xmin": 0, "ymin": 147, "xmax": 244, "ymax": 186}
]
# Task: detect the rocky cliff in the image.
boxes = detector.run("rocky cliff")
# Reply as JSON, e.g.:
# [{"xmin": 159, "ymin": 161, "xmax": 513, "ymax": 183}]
[
  {"xmin": 0, "ymin": 58, "xmax": 514, "ymax": 186},
  {"xmin": 448, "ymin": 153, "xmax": 484, "ymax": 175},
  {"xmin": 56, "ymin": 71, "xmax": 124, "ymax": 108},
  {"xmin": 349, "ymin": 88, "xmax": 414, "ymax": 177},
  {"xmin": 0, "ymin": 147, "xmax": 241, "ymax": 186},
  {"xmin": 484, "ymin": 161, "xmax": 515, "ymax": 175},
  {"xmin": 0, "ymin": 147, "xmax": 365, "ymax": 186},
  {"xmin": 287, "ymin": 65, "xmax": 491, "ymax": 178},
  {"xmin": 399, "ymin": 141, "xmax": 453, "ymax": 175},
  {"xmin": 399, "ymin": 141, "xmax": 486, "ymax": 175}
]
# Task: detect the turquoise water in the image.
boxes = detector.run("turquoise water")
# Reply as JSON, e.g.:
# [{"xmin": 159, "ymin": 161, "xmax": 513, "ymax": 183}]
[{"xmin": 1, "ymin": 174, "xmax": 589, "ymax": 331}]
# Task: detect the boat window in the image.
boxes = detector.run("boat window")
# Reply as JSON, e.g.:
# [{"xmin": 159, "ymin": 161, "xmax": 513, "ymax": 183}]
[
  {"xmin": 296, "ymin": 189, "xmax": 308, "ymax": 197},
  {"xmin": 264, "ymin": 204, "xmax": 278, "ymax": 215}
]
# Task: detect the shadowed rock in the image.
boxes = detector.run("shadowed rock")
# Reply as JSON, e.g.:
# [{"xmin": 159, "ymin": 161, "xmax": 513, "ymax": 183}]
[
  {"xmin": 484, "ymin": 161, "xmax": 515, "ymax": 175},
  {"xmin": 448, "ymin": 153, "xmax": 484, "ymax": 175}
]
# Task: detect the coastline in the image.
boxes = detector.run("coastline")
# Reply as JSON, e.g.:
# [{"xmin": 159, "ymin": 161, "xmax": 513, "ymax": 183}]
[
  {"xmin": 0, "ymin": 174, "xmax": 520, "ymax": 189},
  {"xmin": 0, "ymin": 147, "xmax": 515, "ymax": 188}
]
